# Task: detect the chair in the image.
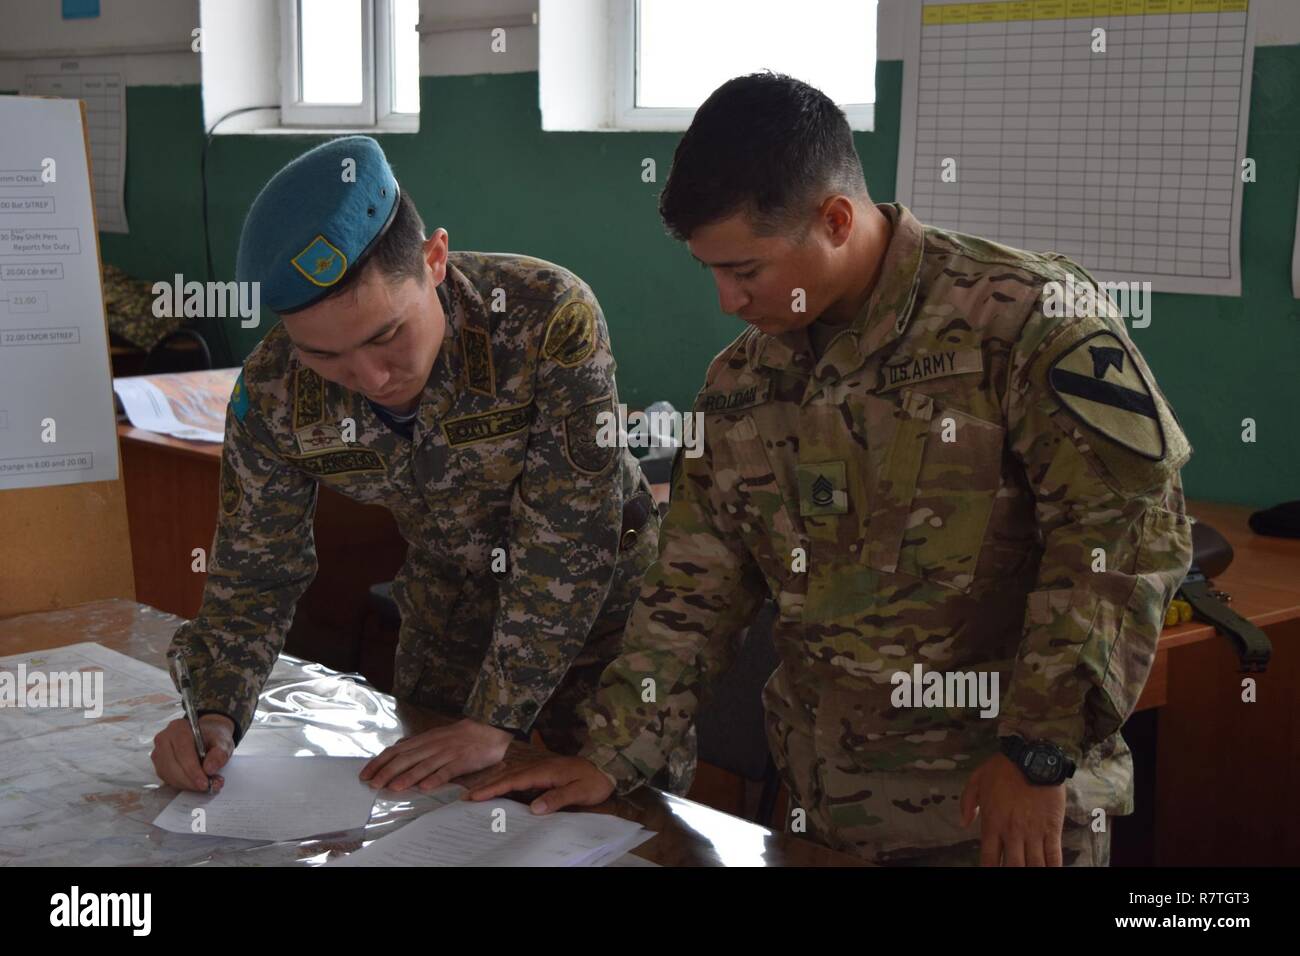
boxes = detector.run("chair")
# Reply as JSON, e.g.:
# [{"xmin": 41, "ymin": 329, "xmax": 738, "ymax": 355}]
[
  {"xmin": 694, "ymin": 600, "xmax": 783, "ymax": 827},
  {"xmin": 141, "ymin": 328, "xmax": 214, "ymax": 374}
]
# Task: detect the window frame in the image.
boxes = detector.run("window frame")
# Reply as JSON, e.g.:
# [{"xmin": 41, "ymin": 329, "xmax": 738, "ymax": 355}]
[
  {"xmin": 610, "ymin": 0, "xmax": 876, "ymax": 133},
  {"xmin": 279, "ymin": 0, "xmax": 418, "ymax": 131}
]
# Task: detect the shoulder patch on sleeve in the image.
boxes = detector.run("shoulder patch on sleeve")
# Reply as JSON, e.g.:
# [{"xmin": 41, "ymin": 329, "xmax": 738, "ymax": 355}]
[
  {"xmin": 542, "ymin": 299, "xmax": 597, "ymax": 368},
  {"xmin": 219, "ymin": 458, "xmax": 243, "ymax": 516},
  {"xmin": 230, "ymin": 370, "xmax": 250, "ymax": 423},
  {"xmin": 1047, "ymin": 330, "xmax": 1164, "ymax": 460},
  {"xmin": 563, "ymin": 394, "xmax": 617, "ymax": 474}
]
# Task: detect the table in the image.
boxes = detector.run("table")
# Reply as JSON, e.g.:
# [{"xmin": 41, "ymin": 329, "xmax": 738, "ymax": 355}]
[
  {"xmin": 0, "ymin": 599, "xmax": 861, "ymax": 867},
  {"xmin": 1132, "ymin": 501, "xmax": 1300, "ymax": 865},
  {"xmin": 112, "ymin": 414, "xmax": 1300, "ymax": 862}
]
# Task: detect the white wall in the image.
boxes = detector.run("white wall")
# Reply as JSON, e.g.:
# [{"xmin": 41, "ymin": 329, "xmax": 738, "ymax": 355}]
[
  {"xmin": 199, "ymin": 0, "xmax": 280, "ymax": 133},
  {"xmin": 422, "ymin": 0, "xmax": 539, "ymax": 75},
  {"xmin": 429, "ymin": 0, "xmax": 1300, "ymax": 76},
  {"xmin": 0, "ymin": 0, "xmax": 200, "ymax": 88},
  {"xmin": 0, "ymin": 0, "xmax": 1294, "ymax": 90}
]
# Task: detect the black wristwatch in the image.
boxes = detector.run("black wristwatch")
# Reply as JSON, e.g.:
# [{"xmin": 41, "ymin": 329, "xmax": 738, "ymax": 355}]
[{"xmin": 999, "ymin": 735, "xmax": 1076, "ymax": 786}]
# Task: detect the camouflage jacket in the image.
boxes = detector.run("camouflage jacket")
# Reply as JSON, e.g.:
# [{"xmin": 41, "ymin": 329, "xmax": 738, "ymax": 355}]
[
  {"xmin": 169, "ymin": 252, "xmax": 647, "ymax": 741},
  {"xmin": 581, "ymin": 203, "xmax": 1193, "ymax": 820}
]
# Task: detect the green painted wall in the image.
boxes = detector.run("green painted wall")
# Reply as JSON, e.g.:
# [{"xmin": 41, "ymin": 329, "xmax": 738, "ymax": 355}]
[{"xmin": 93, "ymin": 50, "xmax": 1299, "ymax": 507}]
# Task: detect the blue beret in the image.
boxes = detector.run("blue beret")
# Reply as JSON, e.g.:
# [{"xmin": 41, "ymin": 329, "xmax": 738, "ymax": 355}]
[{"xmin": 236, "ymin": 135, "xmax": 400, "ymax": 313}]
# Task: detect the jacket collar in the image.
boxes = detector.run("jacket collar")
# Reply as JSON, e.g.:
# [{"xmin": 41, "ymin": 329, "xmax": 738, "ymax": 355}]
[{"xmin": 754, "ymin": 203, "xmax": 925, "ymax": 381}]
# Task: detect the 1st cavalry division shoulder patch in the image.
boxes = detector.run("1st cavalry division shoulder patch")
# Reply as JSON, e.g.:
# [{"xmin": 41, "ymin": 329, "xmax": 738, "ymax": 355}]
[{"xmin": 1047, "ymin": 330, "xmax": 1166, "ymax": 460}]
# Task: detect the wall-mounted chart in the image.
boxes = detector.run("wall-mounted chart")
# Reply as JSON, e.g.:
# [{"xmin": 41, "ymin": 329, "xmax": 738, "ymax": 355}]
[{"xmin": 897, "ymin": 0, "xmax": 1255, "ymax": 295}]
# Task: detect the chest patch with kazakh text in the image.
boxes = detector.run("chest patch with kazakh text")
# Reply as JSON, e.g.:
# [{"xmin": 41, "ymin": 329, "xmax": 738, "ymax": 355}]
[
  {"xmin": 289, "ymin": 448, "xmax": 385, "ymax": 478},
  {"xmin": 442, "ymin": 402, "xmax": 534, "ymax": 448}
]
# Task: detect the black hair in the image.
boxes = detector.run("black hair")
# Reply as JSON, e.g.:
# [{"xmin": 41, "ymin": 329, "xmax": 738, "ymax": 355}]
[
  {"xmin": 321, "ymin": 186, "xmax": 427, "ymax": 303},
  {"xmin": 658, "ymin": 72, "xmax": 870, "ymax": 241}
]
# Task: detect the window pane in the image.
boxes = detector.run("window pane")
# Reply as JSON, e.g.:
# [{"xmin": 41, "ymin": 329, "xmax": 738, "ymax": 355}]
[
  {"xmin": 637, "ymin": 0, "xmax": 876, "ymax": 109},
  {"xmin": 392, "ymin": 0, "xmax": 420, "ymax": 113},
  {"xmin": 300, "ymin": 0, "xmax": 363, "ymax": 105}
]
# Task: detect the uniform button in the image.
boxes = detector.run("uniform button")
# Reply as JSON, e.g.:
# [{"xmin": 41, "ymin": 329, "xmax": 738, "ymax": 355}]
[{"xmin": 850, "ymin": 543, "xmax": 859, "ymax": 553}]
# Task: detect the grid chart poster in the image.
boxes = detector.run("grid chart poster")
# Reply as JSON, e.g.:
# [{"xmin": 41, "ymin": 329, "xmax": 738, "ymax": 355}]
[
  {"xmin": 896, "ymin": 0, "xmax": 1255, "ymax": 295},
  {"xmin": 21, "ymin": 68, "xmax": 128, "ymax": 235}
]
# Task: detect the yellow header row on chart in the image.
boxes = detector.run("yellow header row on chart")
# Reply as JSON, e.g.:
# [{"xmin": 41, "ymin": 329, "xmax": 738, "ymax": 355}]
[{"xmin": 922, "ymin": 0, "xmax": 1248, "ymax": 26}]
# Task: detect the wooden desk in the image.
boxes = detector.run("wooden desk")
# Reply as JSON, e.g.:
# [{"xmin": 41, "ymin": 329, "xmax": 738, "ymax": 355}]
[
  {"xmin": 1135, "ymin": 501, "xmax": 1300, "ymax": 865},
  {"xmin": 0, "ymin": 599, "xmax": 861, "ymax": 867},
  {"xmin": 1135, "ymin": 501, "xmax": 1300, "ymax": 712}
]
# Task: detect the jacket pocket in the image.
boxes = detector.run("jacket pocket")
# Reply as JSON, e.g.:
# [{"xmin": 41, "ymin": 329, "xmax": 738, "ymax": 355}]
[
  {"xmin": 713, "ymin": 414, "xmax": 804, "ymax": 590},
  {"xmin": 858, "ymin": 389, "xmax": 1005, "ymax": 593}
]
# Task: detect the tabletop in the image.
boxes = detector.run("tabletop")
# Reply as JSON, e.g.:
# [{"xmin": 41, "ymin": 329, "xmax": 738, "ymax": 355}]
[{"xmin": 0, "ymin": 599, "xmax": 860, "ymax": 867}]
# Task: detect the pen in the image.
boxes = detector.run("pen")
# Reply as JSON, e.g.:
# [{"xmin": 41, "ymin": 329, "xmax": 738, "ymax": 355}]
[{"xmin": 170, "ymin": 656, "xmax": 212, "ymax": 794}]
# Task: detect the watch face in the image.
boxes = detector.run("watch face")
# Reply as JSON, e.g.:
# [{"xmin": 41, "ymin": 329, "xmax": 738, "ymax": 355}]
[{"xmin": 1028, "ymin": 749, "xmax": 1060, "ymax": 783}]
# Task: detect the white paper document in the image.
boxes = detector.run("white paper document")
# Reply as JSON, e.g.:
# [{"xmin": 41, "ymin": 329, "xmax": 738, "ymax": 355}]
[
  {"xmin": 112, "ymin": 375, "xmax": 225, "ymax": 443},
  {"xmin": 0, "ymin": 641, "xmax": 176, "ymax": 738},
  {"xmin": 152, "ymin": 756, "xmax": 377, "ymax": 842},
  {"xmin": 333, "ymin": 798, "xmax": 654, "ymax": 867},
  {"xmin": 0, "ymin": 96, "xmax": 122, "ymax": 490}
]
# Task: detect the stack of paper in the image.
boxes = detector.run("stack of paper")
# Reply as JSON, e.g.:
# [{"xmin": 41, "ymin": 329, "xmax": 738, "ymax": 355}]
[
  {"xmin": 332, "ymin": 798, "xmax": 654, "ymax": 867},
  {"xmin": 112, "ymin": 368, "xmax": 239, "ymax": 443}
]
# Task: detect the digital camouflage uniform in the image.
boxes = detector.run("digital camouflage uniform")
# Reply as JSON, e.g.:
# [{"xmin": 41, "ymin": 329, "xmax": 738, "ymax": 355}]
[
  {"xmin": 169, "ymin": 252, "xmax": 661, "ymax": 755},
  {"xmin": 580, "ymin": 204, "xmax": 1193, "ymax": 865},
  {"xmin": 102, "ymin": 263, "xmax": 181, "ymax": 351}
]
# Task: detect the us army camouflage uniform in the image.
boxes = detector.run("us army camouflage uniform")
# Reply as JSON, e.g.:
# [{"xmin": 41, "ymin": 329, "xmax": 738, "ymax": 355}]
[
  {"xmin": 580, "ymin": 204, "xmax": 1193, "ymax": 865},
  {"xmin": 169, "ymin": 252, "xmax": 661, "ymax": 757}
]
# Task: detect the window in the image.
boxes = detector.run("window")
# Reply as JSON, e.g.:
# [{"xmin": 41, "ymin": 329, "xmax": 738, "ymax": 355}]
[
  {"xmin": 611, "ymin": 0, "xmax": 877, "ymax": 131},
  {"xmin": 280, "ymin": 0, "xmax": 420, "ymax": 129}
]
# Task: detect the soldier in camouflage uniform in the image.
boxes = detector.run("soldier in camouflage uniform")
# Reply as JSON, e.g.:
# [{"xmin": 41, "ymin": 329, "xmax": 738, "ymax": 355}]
[
  {"xmin": 469, "ymin": 75, "xmax": 1192, "ymax": 867},
  {"xmin": 151, "ymin": 136, "xmax": 660, "ymax": 796}
]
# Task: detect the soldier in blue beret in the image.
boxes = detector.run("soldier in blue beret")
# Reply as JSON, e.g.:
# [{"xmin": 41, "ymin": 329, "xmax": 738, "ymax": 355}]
[{"xmin": 151, "ymin": 136, "xmax": 666, "ymax": 796}]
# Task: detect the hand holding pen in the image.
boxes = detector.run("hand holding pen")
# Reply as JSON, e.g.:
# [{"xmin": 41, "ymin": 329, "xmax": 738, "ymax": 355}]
[{"xmin": 150, "ymin": 657, "xmax": 236, "ymax": 794}]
